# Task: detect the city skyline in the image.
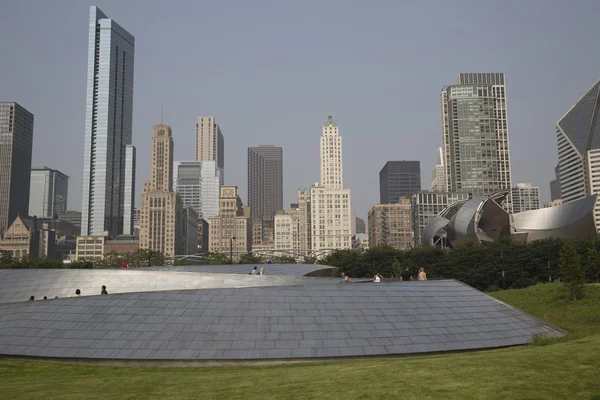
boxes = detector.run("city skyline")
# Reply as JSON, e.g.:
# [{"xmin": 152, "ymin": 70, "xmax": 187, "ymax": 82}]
[{"xmin": 3, "ymin": 2, "xmax": 600, "ymax": 221}]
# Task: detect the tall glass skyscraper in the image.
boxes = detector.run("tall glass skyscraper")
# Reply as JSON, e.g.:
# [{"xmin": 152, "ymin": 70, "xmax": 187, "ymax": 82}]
[
  {"xmin": 174, "ymin": 161, "xmax": 221, "ymax": 221},
  {"xmin": 441, "ymin": 73, "xmax": 512, "ymax": 209},
  {"xmin": 81, "ymin": 6, "xmax": 135, "ymax": 237}
]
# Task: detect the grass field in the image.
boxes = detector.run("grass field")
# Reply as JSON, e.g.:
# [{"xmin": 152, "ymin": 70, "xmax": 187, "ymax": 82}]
[{"xmin": 1, "ymin": 283, "xmax": 599, "ymax": 400}]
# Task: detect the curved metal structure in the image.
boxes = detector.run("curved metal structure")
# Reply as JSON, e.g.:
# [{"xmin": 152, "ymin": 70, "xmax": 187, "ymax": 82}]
[{"xmin": 423, "ymin": 190, "xmax": 598, "ymax": 247}]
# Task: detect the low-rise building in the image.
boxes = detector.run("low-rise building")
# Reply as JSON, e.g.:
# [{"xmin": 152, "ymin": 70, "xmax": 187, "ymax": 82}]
[
  {"xmin": 104, "ymin": 235, "xmax": 139, "ymax": 255},
  {"xmin": 0, "ymin": 215, "xmax": 55, "ymax": 259},
  {"xmin": 75, "ymin": 233, "xmax": 108, "ymax": 261}
]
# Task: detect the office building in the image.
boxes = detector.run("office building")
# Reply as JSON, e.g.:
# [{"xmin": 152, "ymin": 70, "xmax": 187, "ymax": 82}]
[
  {"xmin": 274, "ymin": 210, "xmax": 292, "ymax": 257},
  {"xmin": 351, "ymin": 214, "xmax": 366, "ymax": 235},
  {"xmin": 556, "ymin": 80, "xmax": 600, "ymax": 231},
  {"xmin": 29, "ymin": 166, "xmax": 69, "ymax": 219},
  {"xmin": 550, "ymin": 164, "xmax": 561, "ymax": 201},
  {"xmin": 195, "ymin": 116, "xmax": 224, "ymax": 180},
  {"xmin": 431, "ymin": 147, "xmax": 446, "ymax": 192},
  {"xmin": 441, "ymin": 73, "xmax": 512, "ymax": 208},
  {"xmin": 208, "ymin": 186, "xmax": 251, "ymax": 259},
  {"xmin": 248, "ymin": 145, "xmax": 283, "ymax": 218},
  {"xmin": 139, "ymin": 124, "xmax": 184, "ymax": 258},
  {"xmin": 511, "ymin": 183, "xmax": 540, "ymax": 213},
  {"xmin": 368, "ymin": 198, "xmax": 413, "ymax": 250},
  {"xmin": 175, "ymin": 161, "xmax": 222, "ymax": 220},
  {"xmin": 352, "ymin": 233, "xmax": 369, "ymax": 249},
  {"xmin": 291, "ymin": 189, "xmax": 311, "ymax": 256},
  {"xmin": 251, "ymin": 216, "xmax": 274, "ymax": 251},
  {"xmin": 545, "ymin": 199, "xmax": 563, "ymax": 208},
  {"xmin": 0, "ymin": 102, "xmax": 34, "ymax": 235},
  {"xmin": 81, "ymin": 6, "xmax": 135, "ymax": 237},
  {"xmin": 197, "ymin": 218, "xmax": 209, "ymax": 253},
  {"xmin": 123, "ymin": 145, "xmax": 136, "ymax": 235},
  {"xmin": 412, "ymin": 191, "xmax": 472, "ymax": 247},
  {"xmin": 104, "ymin": 236, "xmax": 139, "ymax": 256},
  {"xmin": 75, "ymin": 233, "xmax": 107, "ymax": 261},
  {"xmin": 379, "ymin": 161, "xmax": 421, "ymax": 204},
  {"xmin": 310, "ymin": 117, "xmax": 352, "ymax": 252},
  {"xmin": 183, "ymin": 207, "xmax": 199, "ymax": 255},
  {"xmin": 57, "ymin": 211, "xmax": 82, "ymax": 235}
]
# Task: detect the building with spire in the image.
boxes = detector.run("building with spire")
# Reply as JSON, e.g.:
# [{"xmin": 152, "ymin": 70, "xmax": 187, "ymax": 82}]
[
  {"xmin": 310, "ymin": 116, "xmax": 352, "ymax": 252},
  {"xmin": 139, "ymin": 124, "xmax": 184, "ymax": 257}
]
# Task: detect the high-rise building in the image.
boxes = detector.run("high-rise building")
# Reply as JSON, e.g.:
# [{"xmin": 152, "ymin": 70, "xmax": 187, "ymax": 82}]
[
  {"xmin": 122, "ymin": 145, "xmax": 136, "ymax": 235},
  {"xmin": 441, "ymin": 73, "xmax": 512, "ymax": 208},
  {"xmin": 175, "ymin": 161, "xmax": 222, "ymax": 221},
  {"xmin": 0, "ymin": 102, "xmax": 34, "ymax": 235},
  {"xmin": 511, "ymin": 183, "xmax": 540, "ymax": 213},
  {"xmin": 310, "ymin": 117, "xmax": 352, "ymax": 252},
  {"xmin": 291, "ymin": 189, "xmax": 311, "ymax": 256},
  {"xmin": 274, "ymin": 210, "xmax": 292, "ymax": 257},
  {"xmin": 431, "ymin": 147, "xmax": 446, "ymax": 192},
  {"xmin": 412, "ymin": 191, "xmax": 472, "ymax": 247},
  {"xmin": 549, "ymin": 164, "xmax": 561, "ymax": 202},
  {"xmin": 351, "ymin": 214, "xmax": 366, "ymax": 235},
  {"xmin": 81, "ymin": 6, "xmax": 135, "ymax": 237},
  {"xmin": 182, "ymin": 207, "xmax": 199, "ymax": 255},
  {"xmin": 368, "ymin": 198, "xmax": 413, "ymax": 250},
  {"xmin": 556, "ymin": 80, "xmax": 600, "ymax": 231},
  {"xmin": 139, "ymin": 124, "xmax": 184, "ymax": 257},
  {"xmin": 248, "ymin": 145, "xmax": 283, "ymax": 218},
  {"xmin": 29, "ymin": 167, "xmax": 68, "ymax": 219},
  {"xmin": 195, "ymin": 116, "xmax": 224, "ymax": 180},
  {"xmin": 379, "ymin": 161, "xmax": 421, "ymax": 204},
  {"xmin": 208, "ymin": 186, "xmax": 251, "ymax": 259}
]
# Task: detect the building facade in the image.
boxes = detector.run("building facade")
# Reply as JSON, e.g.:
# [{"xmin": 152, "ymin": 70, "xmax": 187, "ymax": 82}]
[
  {"xmin": 0, "ymin": 102, "xmax": 34, "ymax": 235},
  {"xmin": 123, "ymin": 145, "xmax": 136, "ymax": 235},
  {"xmin": 183, "ymin": 207, "xmax": 199, "ymax": 255},
  {"xmin": 0, "ymin": 216, "xmax": 55, "ymax": 259},
  {"xmin": 511, "ymin": 183, "xmax": 540, "ymax": 213},
  {"xmin": 57, "ymin": 211, "xmax": 82, "ymax": 235},
  {"xmin": 29, "ymin": 166, "xmax": 69, "ymax": 219},
  {"xmin": 251, "ymin": 216, "xmax": 274, "ymax": 251},
  {"xmin": 248, "ymin": 145, "xmax": 283, "ymax": 218},
  {"xmin": 75, "ymin": 234, "xmax": 107, "ymax": 261},
  {"xmin": 208, "ymin": 186, "xmax": 251, "ymax": 259},
  {"xmin": 352, "ymin": 214, "xmax": 366, "ymax": 235},
  {"xmin": 274, "ymin": 210, "xmax": 292, "ymax": 257},
  {"xmin": 412, "ymin": 191, "xmax": 472, "ymax": 247},
  {"xmin": 352, "ymin": 233, "xmax": 369, "ymax": 249},
  {"xmin": 139, "ymin": 124, "xmax": 184, "ymax": 258},
  {"xmin": 104, "ymin": 236, "xmax": 139, "ymax": 255},
  {"xmin": 441, "ymin": 73, "xmax": 512, "ymax": 208},
  {"xmin": 195, "ymin": 116, "xmax": 224, "ymax": 180},
  {"xmin": 556, "ymin": 80, "xmax": 600, "ymax": 231},
  {"xmin": 310, "ymin": 117, "xmax": 352, "ymax": 253},
  {"xmin": 379, "ymin": 161, "xmax": 421, "ymax": 204},
  {"xmin": 550, "ymin": 164, "xmax": 561, "ymax": 201},
  {"xmin": 81, "ymin": 6, "xmax": 136, "ymax": 237},
  {"xmin": 290, "ymin": 189, "xmax": 312, "ymax": 256},
  {"xmin": 431, "ymin": 147, "xmax": 446, "ymax": 192},
  {"xmin": 368, "ymin": 198, "xmax": 413, "ymax": 250}
]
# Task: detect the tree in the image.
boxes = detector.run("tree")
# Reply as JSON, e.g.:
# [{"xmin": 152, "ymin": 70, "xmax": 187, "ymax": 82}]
[
  {"xmin": 584, "ymin": 244, "xmax": 600, "ymax": 283},
  {"xmin": 200, "ymin": 252, "xmax": 230, "ymax": 265},
  {"xmin": 390, "ymin": 258, "xmax": 402, "ymax": 277},
  {"xmin": 559, "ymin": 241, "xmax": 586, "ymax": 300},
  {"xmin": 238, "ymin": 252, "xmax": 263, "ymax": 264},
  {"xmin": 302, "ymin": 256, "xmax": 318, "ymax": 264},
  {"xmin": 273, "ymin": 255, "xmax": 296, "ymax": 264}
]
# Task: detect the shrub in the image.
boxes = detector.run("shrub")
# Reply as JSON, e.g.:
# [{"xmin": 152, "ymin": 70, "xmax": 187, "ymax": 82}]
[{"xmin": 559, "ymin": 241, "xmax": 586, "ymax": 300}]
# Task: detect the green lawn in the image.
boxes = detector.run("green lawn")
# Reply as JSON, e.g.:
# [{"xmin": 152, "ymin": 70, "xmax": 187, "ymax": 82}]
[{"xmin": 1, "ymin": 283, "xmax": 599, "ymax": 400}]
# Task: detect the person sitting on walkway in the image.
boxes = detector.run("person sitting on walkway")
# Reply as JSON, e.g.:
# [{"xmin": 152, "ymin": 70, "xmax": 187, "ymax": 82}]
[
  {"xmin": 101, "ymin": 285, "xmax": 108, "ymax": 295},
  {"xmin": 29, "ymin": 296, "xmax": 34, "ymax": 301},
  {"xmin": 75, "ymin": 289, "xmax": 81, "ymax": 296},
  {"xmin": 373, "ymin": 273, "xmax": 382, "ymax": 283},
  {"xmin": 340, "ymin": 272, "xmax": 353, "ymax": 284},
  {"xmin": 259, "ymin": 267, "xmax": 264, "ymax": 275},
  {"xmin": 418, "ymin": 267, "xmax": 427, "ymax": 281},
  {"xmin": 400, "ymin": 267, "xmax": 413, "ymax": 281},
  {"xmin": 250, "ymin": 266, "xmax": 258, "ymax": 275}
]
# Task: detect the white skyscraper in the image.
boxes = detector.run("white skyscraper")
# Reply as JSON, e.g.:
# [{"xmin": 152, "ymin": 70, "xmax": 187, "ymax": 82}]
[
  {"xmin": 310, "ymin": 116, "xmax": 352, "ymax": 252},
  {"xmin": 81, "ymin": 6, "xmax": 135, "ymax": 236},
  {"xmin": 431, "ymin": 147, "xmax": 446, "ymax": 192},
  {"xmin": 511, "ymin": 183, "xmax": 540, "ymax": 213}
]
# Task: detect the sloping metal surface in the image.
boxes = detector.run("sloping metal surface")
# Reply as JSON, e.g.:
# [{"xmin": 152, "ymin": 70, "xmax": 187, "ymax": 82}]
[{"xmin": 0, "ymin": 280, "xmax": 565, "ymax": 361}]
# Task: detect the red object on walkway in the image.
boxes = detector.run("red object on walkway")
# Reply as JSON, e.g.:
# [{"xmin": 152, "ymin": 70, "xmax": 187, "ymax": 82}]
[{"xmin": 121, "ymin": 262, "xmax": 128, "ymax": 268}]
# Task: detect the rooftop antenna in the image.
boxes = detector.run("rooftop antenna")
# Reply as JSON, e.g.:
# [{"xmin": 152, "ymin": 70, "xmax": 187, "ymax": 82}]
[{"xmin": 161, "ymin": 101, "xmax": 164, "ymax": 124}]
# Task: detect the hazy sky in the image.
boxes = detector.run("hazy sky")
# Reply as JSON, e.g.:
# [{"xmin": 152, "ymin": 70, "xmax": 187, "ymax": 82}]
[{"xmin": 2, "ymin": 0, "xmax": 600, "ymax": 220}]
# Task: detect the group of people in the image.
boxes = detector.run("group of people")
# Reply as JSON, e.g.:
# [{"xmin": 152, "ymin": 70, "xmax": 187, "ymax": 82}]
[
  {"xmin": 340, "ymin": 267, "xmax": 428, "ymax": 284},
  {"xmin": 250, "ymin": 266, "xmax": 265, "ymax": 275},
  {"xmin": 28, "ymin": 285, "xmax": 109, "ymax": 301}
]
